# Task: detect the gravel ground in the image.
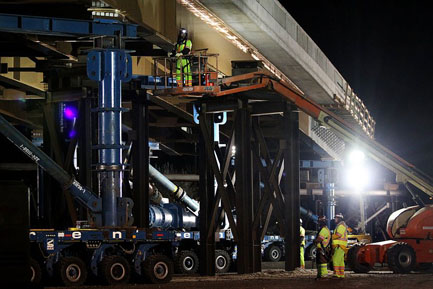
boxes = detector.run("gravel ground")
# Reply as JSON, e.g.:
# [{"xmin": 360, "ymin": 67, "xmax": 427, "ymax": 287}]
[{"xmin": 47, "ymin": 262, "xmax": 433, "ymax": 289}]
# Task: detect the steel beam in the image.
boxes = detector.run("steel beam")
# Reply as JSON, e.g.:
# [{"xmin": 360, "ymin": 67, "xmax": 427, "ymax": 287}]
[
  {"xmin": 77, "ymin": 91, "xmax": 93, "ymax": 189},
  {"xmin": 283, "ymin": 104, "xmax": 300, "ymax": 271},
  {"xmin": 0, "ymin": 75, "xmax": 45, "ymax": 98},
  {"xmin": 149, "ymin": 95, "xmax": 195, "ymax": 124},
  {"xmin": 235, "ymin": 99, "xmax": 258, "ymax": 273},
  {"xmin": 132, "ymin": 92, "xmax": 150, "ymax": 228},
  {"xmin": 198, "ymin": 104, "xmax": 215, "ymax": 276},
  {"xmin": 0, "ymin": 13, "xmax": 137, "ymax": 37},
  {"xmin": 199, "ymin": 116, "xmax": 238, "ymax": 241}
]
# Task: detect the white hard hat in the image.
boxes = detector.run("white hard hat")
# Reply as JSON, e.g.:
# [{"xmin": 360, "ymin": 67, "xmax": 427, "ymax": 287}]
[{"xmin": 300, "ymin": 218, "xmax": 303, "ymax": 224}]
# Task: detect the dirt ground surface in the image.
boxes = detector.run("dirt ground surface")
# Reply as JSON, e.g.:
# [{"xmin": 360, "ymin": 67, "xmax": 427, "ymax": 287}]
[{"xmin": 48, "ymin": 262, "xmax": 433, "ymax": 289}]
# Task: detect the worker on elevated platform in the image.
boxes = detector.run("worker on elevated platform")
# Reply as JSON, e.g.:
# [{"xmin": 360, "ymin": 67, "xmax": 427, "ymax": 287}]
[
  {"xmin": 300, "ymin": 218, "xmax": 305, "ymax": 269},
  {"xmin": 173, "ymin": 28, "xmax": 192, "ymax": 87},
  {"xmin": 314, "ymin": 215, "xmax": 331, "ymax": 280},
  {"xmin": 332, "ymin": 213, "xmax": 348, "ymax": 279}
]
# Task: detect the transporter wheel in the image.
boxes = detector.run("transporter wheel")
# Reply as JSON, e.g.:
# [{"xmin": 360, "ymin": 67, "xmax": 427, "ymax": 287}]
[
  {"xmin": 215, "ymin": 250, "xmax": 231, "ymax": 273},
  {"xmin": 264, "ymin": 245, "xmax": 282, "ymax": 262},
  {"xmin": 175, "ymin": 250, "xmax": 199, "ymax": 274},
  {"xmin": 56, "ymin": 256, "xmax": 88, "ymax": 287},
  {"xmin": 143, "ymin": 254, "xmax": 173, "ymax": 284},
  {"xmin": 305, "ymin": 244, "xmax": 317, "ymax": 261},
  {"xmin": 347, "ymin": 243, "xmax": 372, "ymax": 273},
  {"xmin": 29, "ymin": 258, "xmax": 42, "ymax": 285},
  {"xmin": 99, "ymin": 255, "xmax": 131, "ymax": 285},
  {"xmin": 387, "ymin": 242, "xmax": 416, "ymax": 274}
]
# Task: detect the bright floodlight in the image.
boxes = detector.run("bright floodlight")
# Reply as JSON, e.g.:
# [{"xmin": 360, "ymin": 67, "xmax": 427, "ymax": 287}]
[
  {"xmin": 346, "ymin": 149, "xmax": 369, "ymax": 190},
  {"xmin": 348, "ymin": 150, "xmax": 365, "ymax": 164},
  {"xmin": 346, "ymin": 167, "xmax": 369, "ymax": 190}
]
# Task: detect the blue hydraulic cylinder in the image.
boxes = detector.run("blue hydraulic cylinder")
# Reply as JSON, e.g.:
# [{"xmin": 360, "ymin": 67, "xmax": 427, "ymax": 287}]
[
  {"xmin": 300, "ymin": 206, "xmax": 318, "ymax": 223},
  {"xmin": 87, "ymin": 49, "xmax": 132, "ymax": 227}
]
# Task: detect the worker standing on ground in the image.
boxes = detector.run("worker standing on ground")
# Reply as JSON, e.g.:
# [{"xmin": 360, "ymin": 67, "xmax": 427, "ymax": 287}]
[
  {"xmin": 300, "ymin": 218, "xmax": 305, "ymax": 269},
  {"xmin": 331, "ymin": 213, "xmax": 348, "ymax": 279},
  {"xmin": 173, "ymin": 28, "xmax": 192, "ymax": 87},
  {"xmin": 314, "ymin": 216, "xmax": 331, "ymax": 280}
]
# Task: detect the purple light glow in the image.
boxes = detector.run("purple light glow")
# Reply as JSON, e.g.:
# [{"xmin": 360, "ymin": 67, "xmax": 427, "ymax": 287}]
[
  {"xmin": 64, "ymin": 106, "xmax": 78, "ymax": 120},
  {"xmin": 68, "ymin": 130, "xmax": 77, "ymax": 138}
]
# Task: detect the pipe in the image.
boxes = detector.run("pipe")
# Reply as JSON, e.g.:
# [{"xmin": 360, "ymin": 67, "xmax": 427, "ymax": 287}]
[
  {"xmin": 149, "ymin": 203, "xmax": 197, "ymax": 230},
  {"xmin": 121, "ymin": 124, "xmax": 200, "ymax": 214},
  {"xmin": 149, "ymin": 164, "xmax": 199, "ymax": 215},
  {"xmin": 300, "ymin": 206, "xmax": 318, "ymax": 223}
]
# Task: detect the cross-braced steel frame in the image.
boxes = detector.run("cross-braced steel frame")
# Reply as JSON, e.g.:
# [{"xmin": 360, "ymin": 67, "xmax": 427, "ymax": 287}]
[{"xmin": 197, "ymin": 95, "xmax": 301, "ymax": 275}]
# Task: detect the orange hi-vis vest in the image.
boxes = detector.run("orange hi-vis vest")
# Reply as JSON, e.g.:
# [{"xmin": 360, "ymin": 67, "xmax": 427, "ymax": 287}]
[{"xmin": 332, "ymin": 221, "xmax": 348, "ymax": 249}]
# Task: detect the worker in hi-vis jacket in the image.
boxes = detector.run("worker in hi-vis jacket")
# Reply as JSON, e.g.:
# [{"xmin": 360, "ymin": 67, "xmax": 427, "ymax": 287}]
[
  {"xmin": 332, "ymin": 213, "xmax": 348, "ymax": 279},
  {"xmin": 172, "ymin": 28, "xmax": 192, "ymax": 87}
]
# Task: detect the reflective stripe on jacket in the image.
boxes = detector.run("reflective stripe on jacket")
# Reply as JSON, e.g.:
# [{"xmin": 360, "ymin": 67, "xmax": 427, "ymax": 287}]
[
  {"xmin": 332, "ymin": 221, "xmax": 348, "ymax": 248},
  {"xmin": 316, "ymin": 226, "xmax": 331, "ymax": 248},
  {"xmin": 300, "ymin": 226, "xmax": 305, "ymax": 246},
  {"xmin": 176, "ymin": 40, "xmax": 192, "ymax": 54}
]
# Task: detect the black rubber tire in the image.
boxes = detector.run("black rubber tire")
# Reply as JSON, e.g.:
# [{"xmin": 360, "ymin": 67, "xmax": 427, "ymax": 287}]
[
  {"xmin": 142, "ymin": 254, "xmax": 173, "ymax": 284},
  {"xmin": 387, "ymin": 242, "xmax": 416, "ymax": 274},
  {"xmin": 175, "ymin": 250, "xmax": 199, "ymax": 275},
  {"xmin": 29, "ymin": 258, "xmax": 42, "ymax": 285},
  {"xmin": 305, "ymin": 244, "xmax": 317, "ymax": 261},
  {"xmin": 215, "ymin": 250, "xmax": 231, "ymax": 273},
  {"xmin": 264, "ymin": 245, "xmax": 282, "ymax": 262},
  {"xmin": 55, "ymin": 256, "xmax": 88, "ymax": 287},
  {"xmin": 347, "ymin": 243, "xmax": 372, "ymax": 273},
  {"xmin": 99, "ymin": 255, "xmax": 131, "ymax": 285}
]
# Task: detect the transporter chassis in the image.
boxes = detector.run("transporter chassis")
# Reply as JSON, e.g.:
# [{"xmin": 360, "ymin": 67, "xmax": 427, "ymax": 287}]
[{"xmin": 29, "ymin": 227, "xmax": 176, "ymax": 285}]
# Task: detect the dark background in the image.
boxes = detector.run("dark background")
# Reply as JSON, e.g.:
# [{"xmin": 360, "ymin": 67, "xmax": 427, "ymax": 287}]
[{"xmin": 279, "ymin": 0, "xmax": 433, "ymax": 176}]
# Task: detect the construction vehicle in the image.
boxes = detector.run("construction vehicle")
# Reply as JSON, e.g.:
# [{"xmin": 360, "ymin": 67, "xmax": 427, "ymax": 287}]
[
  {"xmin": 0, "ymin": 43, "xmax": 213, "ymax": 286},
  {"xmin": 347, "ymin": 205, "xmax": 433, "ymax": 273}
]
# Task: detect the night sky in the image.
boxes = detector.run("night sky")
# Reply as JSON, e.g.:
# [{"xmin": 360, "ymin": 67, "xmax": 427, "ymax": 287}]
[{"xmin": 280, "ymin": 1, "xmax": 433, "ymax": 176}]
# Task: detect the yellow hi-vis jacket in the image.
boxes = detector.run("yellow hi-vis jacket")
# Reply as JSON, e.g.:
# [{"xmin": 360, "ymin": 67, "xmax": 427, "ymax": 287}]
[
  {"xmin": 332, "ymin": 221, "xmax": 348, "ymax": 251},
  {"xmin": 316, "ymin": 226, "xmax": 331, "ymax": 249},
  {"xmin": 176, "ymin": 39, "xmax": 192, "ymax": 55},
  {"xmin": 300, "ymin": 226, "xmax": 306, "ymax": 246}
]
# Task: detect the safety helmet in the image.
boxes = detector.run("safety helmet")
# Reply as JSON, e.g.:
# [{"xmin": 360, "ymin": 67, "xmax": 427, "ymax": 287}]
[
  {"xmin": 178, "ymin": 28, "xmax": 188, "ymax": 41},
  {"xmin": 335, "ymin": 213, "xmax": 344, "ymax": 219},
  {"xmin": 300, "ymin": 218, "xmax": 303, "ymax": 224},
  {"xmin": 318, "ymin": 215, "xmax": 327, "ymax": 222}
]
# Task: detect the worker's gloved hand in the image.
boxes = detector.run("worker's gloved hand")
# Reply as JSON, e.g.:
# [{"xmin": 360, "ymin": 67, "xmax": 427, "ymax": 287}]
[{"xmin": 176, "ymin": 52, "xmax": 183, "ymax": 57}]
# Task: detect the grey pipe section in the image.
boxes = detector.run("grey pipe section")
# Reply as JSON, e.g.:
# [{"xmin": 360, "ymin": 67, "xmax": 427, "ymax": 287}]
[{"xmin": 149, "ymin": 164, "xmax": 199, "ymax": 215}]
